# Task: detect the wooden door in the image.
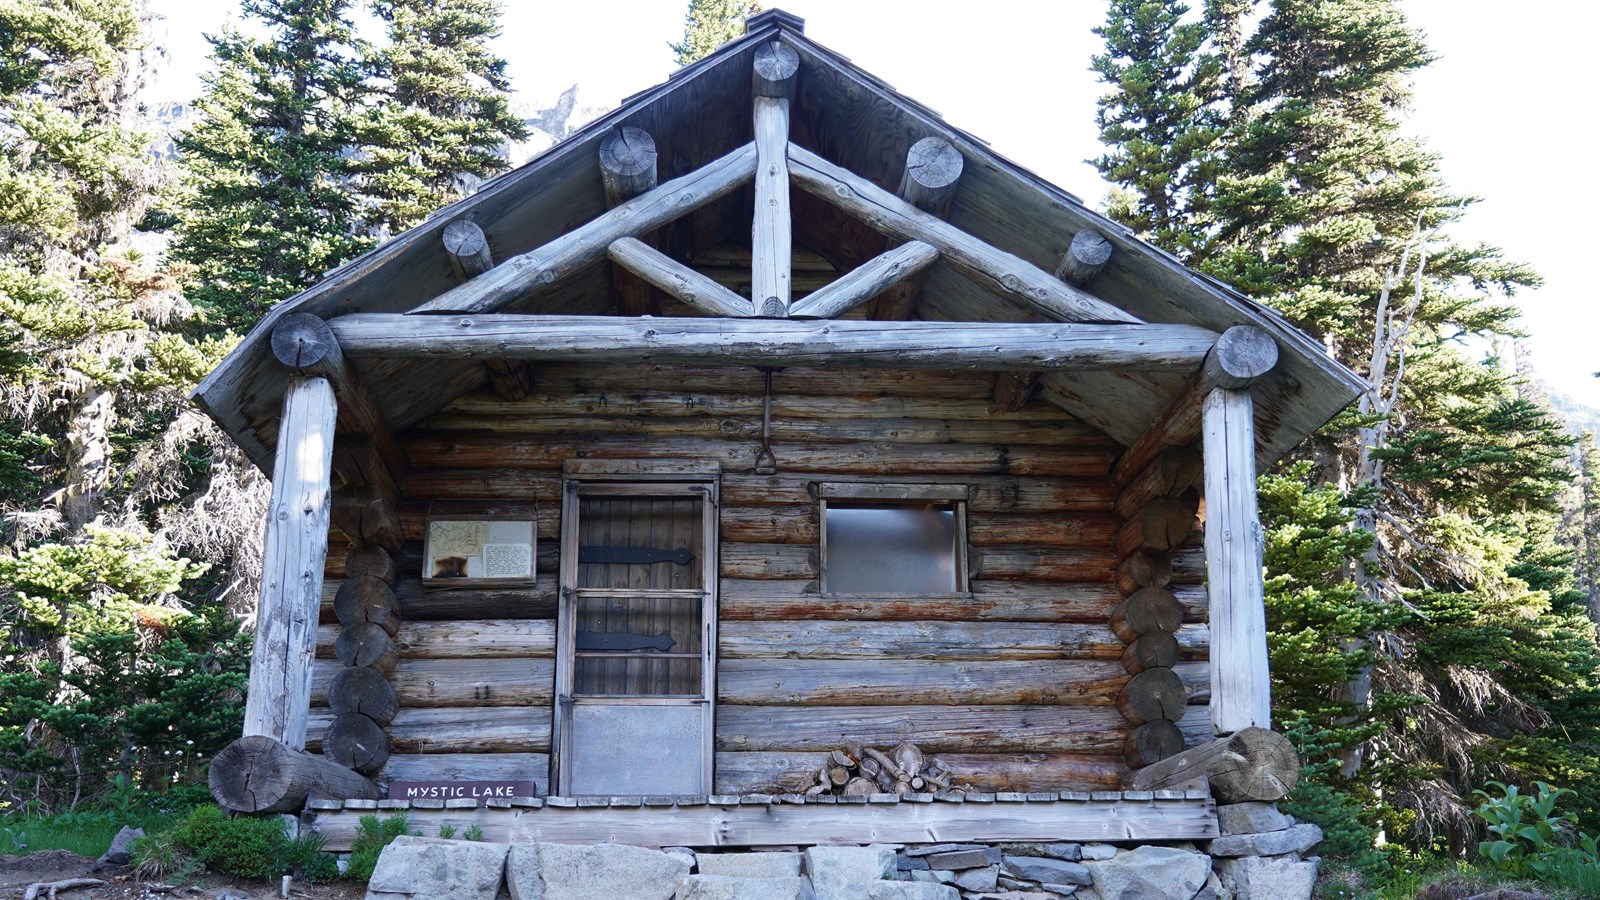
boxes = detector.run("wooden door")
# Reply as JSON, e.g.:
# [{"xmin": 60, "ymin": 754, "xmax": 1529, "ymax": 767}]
[{"xmin": 553, "ymin": 480, "xmax": 717, "ymax": 797}]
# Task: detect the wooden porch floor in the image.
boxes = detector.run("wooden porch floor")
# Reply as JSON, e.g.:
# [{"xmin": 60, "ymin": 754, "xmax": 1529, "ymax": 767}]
[{"xmin": 305, "ymin": 788, "xmax": 1218, "ymax": 850}]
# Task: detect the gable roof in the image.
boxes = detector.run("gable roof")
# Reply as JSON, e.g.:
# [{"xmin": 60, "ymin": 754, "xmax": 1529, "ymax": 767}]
[{"xmin": 192, "ymin": 10, "xmax": 1363, "ymax": 473}]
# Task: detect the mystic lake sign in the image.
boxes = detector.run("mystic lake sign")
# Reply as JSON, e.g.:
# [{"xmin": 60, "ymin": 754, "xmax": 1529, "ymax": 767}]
[{"xmin": 388, "ymin": 780, "xmax": 541, "ymax": 800}]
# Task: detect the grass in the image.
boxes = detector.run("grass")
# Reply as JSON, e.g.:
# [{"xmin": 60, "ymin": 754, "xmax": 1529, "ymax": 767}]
[{"xmin": 1, "ymin": 810, "xmax": 180, "ymax": 858}]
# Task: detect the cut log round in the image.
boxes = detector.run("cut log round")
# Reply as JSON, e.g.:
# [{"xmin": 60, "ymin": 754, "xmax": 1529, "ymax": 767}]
[
  {"xmin": 598, "ymin": 127, "xmax": 658, "ymax": 206},
  {"xmin": 333, "ymin": 576, "xmax": 401, "ymax": 635},
  {"xmin": 343, "ymin": 546, "xmax": 397, "ymax": 585},
  {"xmin": 1116, "ymin": 667, "xmax": 1189, "ymax": 725},
  {"xmin": 1116, "ymin": 551, "xmax": 1172, "ymax": 594},
  {"xmin": 209, "ymin": 734, "xmax": 379, "ymax": 814},
  {"xmin": 1204, "ymin": 325, "xmax": 1279, "ymax": 390},
  {"xmin": 270, "ymin": 314, "xmax": 342, "ymax": 378},
  {"xmin": 443, "ymin": 220, "xmax": 493, "ymax": 278},
  {"xmin": 1121, "ymin": 631, "xmax": 1181, "ymax": 675},
  {"xmin": 1143, "ymin": 493, "xmax": 1199, "ymax": 551},
  {"xmin": 328, "ymin": 665, "xmax": 400, "ymax": 726},
  {"xmin": 1124, "ymin": 727, "xmax": 1298, "ymax": 802},
  {"xmin": 753, "ymin": 41, "xmax": 800, "ymax": 98},
  {"xmin": 1109, "ymin": 586, "xmax": 1184, "ymax": 642},
  {"xmin": 900, "ymin": 137, "xmax": 964, "ymax": 213},
  {"xmin": 828, "ymin": 765, "xmax": 851, "ymax": 786},
  {"xmin": 324, "ymin": 712, "xmax": 391, "ymax": 775},
  {"xmin": 1123, "ymin": 720, "xmax": 1185, "ymax": 769},
  {"xmin": 334, "ymin": 622, "xmax": 398, "ymax": 674},
  {"xmin": 1056, "ymin": 228, "xmax": 1114, "ymax": 287},
  {"xmin": 841, "ymin": 777, "xmax": 875, "ymax": 797}
]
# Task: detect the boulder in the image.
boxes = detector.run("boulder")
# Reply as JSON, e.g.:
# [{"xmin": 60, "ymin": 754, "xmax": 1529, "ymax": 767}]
[
  {"xmin": 804, "ymin": 845, "xmax": 896, "ymax": 900},
  {"xmin": 1002, "ymin": 856, "xmax": 1092, "ymax": 886},
  {"xmin": 695, "ymin": 852, "xmax": 802, "ymax": 878},
  {"xmin": 1216, "ymin": 803, "xmax": 1291, "ymax": 836},
  {"xmin": 862, "ymin": 883, "xmax": 961, "ymax": 900},
  {"xmin": 952, "ymin": 864, "xmax": 1000, "ymax": 892},
  {"xmin": 365, "ymin": 835, "xmax": 508, "ymax": 900},
  {"xmin": 674, "ymin": 875, "xmax": 814, "ymax": 899},
  {"xmin": 1208, "ymin": 823, "xmax": 1323, "ymax": 858},
  {"xmin": 1216, "ymin": 854, "xmax": 1318, "ymax": 900},
  {"xmin": 100, "ymin": 826, "xmax": 145, "ymax": 865},
  {"xmin": 1081, "ymin": 846, "xmax": 1210, "ymax": 900},
  {"xmin": 506, "ymin": 842, "xmax": 690, "ymax": 900}
]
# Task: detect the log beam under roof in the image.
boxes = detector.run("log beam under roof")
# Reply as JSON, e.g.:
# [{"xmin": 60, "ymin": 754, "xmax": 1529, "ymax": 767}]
[
  {"xmin": 608, "ymin": 237, "xmax": 753, "ymax": 317},
  {"xmin": 441, "ymin": 221, "xmax": 535, "ymax": 400},
  {"xmin": 752, "ymin": 41, "xmax": 799, "ymax": 316},
  {"xmin": 870, "ymin": 137, "xmax": 964, "ymax": 321},
  {"xmin": 598, "ymin": 127, "xmax": 664, "ymax": 317},
  {"xmin": 327, "ymin": 314, "xmax": 1217, "ymax": 371}
]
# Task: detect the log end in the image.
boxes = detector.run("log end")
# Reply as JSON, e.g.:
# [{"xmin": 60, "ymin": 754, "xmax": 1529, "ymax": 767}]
[{"xmin": 1210, "ymin": 727, "xmax": 1300, "ymax": 803}]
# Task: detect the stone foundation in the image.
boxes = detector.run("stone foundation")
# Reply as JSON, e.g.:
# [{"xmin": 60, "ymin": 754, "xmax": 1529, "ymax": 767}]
[{"xmin": 359, "ymin": 801, "xmax": 1322, "ymax": 900}]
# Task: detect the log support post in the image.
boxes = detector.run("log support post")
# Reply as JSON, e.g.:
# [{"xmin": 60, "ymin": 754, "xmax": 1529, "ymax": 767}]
[
  {"xmin": 442, "ymin": 222, "xmax": 536, "ymax": 399},
  {"xmin": 871, "ymin": 137, "xmax": 964, "ymax": 321},
  {"xmin": 599, "ymin": 127, "xmax": 664, "ymax": 318},
  {"xmin": 752, "ymin": 41, "xmax": 799, "ymax": 317}
]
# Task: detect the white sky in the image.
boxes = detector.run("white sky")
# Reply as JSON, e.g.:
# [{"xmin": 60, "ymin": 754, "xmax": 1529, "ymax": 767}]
[{"xmin": 145, "ymin": 0, "xmax": 1600, "ymax": 406}]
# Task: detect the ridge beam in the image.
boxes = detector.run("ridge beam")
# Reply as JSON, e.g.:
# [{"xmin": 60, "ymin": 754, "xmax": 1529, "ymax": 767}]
[
  {"xmin": 608, "ymin": 237, "xmax": 754, "ymax": 318},
  {"xmin": 328, "ymin": 314, "xmax": 1218, "ymax": 371},
  {"xmin": 411, "ymin": 142, "xmax": 759, "ymax": 315},
  {"xmin": 753, "ymin": 41, "xmax": 800, "ymax": 317},
  {"xmin": 787, "ymin": 143, "xmax": 1140, "ymax": 325}
]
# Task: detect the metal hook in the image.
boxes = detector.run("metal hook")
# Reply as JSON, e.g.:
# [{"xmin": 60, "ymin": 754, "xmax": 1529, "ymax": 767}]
[{"xmin": 754, "ymin": 368, "xmax": 778, "ymax": 475}]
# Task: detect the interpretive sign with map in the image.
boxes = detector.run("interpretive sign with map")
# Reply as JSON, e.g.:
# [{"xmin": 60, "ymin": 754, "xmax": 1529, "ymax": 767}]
[{"xmin": 424, "ymin": 518, "xmax": 535, "ymax": 583}]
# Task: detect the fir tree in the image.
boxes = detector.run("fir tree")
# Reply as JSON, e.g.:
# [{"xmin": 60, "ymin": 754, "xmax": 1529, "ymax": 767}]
[
  {"xmin": 671, "ymin": 0, "xmax": 759, "ymax": 66},
  {"xmin": 171, "ymin": 0, "xmax": 371, "ymax": 331},
  {"xmin": 356, "ymin": 0, "xmax": 528, "ymax": 236}
]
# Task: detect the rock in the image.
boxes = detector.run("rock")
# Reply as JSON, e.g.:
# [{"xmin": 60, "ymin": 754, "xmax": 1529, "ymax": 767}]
[
  {"xmin": 1081, "ymin": 846, "xmax": 1210, "ymax": 900},
  {"xmin": 674, "ymin": 875, "xmax": 815, "ymax": 899},
  {"xmin": 804, "ymin": 845, "xmax": 896, "ymax": 900},
  {"xmin": 1080, "ymin": 844, "xmax": 1117, "ymax": 861},
  {"xmin": 899, "ymin": 854, "xmax": 931, "ymax": 870},
  {"xmin": 1042, "ymin": 843, "xmax": 1083, "ymax": 862},
  {"xmin": 100, "ymin": 826, "xmax": 145, "ymax": 865},
  {"xmin": 695, "ymin": 852, "xmax": 803, "ymax": 878},
  {"xmin": 862, "ymin": 883, "xmax": 961, "ymax": 900},
  {"xmin": 906, "ymin": 843, "xmax": 987, "ymax": 857},
  {"xmin": 1002, "ymin": 856, "xmax": 1092, "ymax": 886},
  {"xmin": 1209, "ymin": 823, "xmax": 1323, "ymax": 858},
  {"xmin": 924, "ymin": 847, "xmax": 1002, "ymax": 869},
  {"xmin": 1192, "ymin": 871, "xmax": 1231, "ymax": 900},
  {"xmin": 969, "ymin": 893, "xmax": 1070, "ymax": 900},
  {"xmin": 1216, "ymin": 854, "xmax": 1319, "ymax": 900},
  {"xmin": 1216, "ymin": 802, "xmax": 1291, "ymax": 836},
  {"xmin": 215, "ymin": 891, "xmax": 253, "ymax": 900},
  {"xmin": 1040, "ymin": 885, "xmax": 1082, "ymax": 897},
  {"xmin": 910, "ymin": 869, "xmax": 956, "ymax": 884},
  {"xmin": 366, "ymin": 835, "xmax": 508, "ymax": 900},
  {"xmin": 952, "ymin": 864, "xmax": 1000, "ymax": 892},
  {"xmin": 506, "ymin": 842, "xmax": 690, "ymax": 900},
  {"xmin": 664, "ymin": 847, "xmax": 697, "ymax": 870}
]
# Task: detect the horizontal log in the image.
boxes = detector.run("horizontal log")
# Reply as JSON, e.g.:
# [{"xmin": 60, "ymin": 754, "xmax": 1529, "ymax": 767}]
[
  {"xmin": 381, "ymin": 753, "xmax": 551, "ymax": 793},
  {"xmin": 970, "ymin": 547, "xmax": 1118, "ymax": 582},
  {"xmin": 411, "ymin": 143, "xmax": 758, "ymax": 314},
  {"xmin": 718, "ymin": 658, "xmax": 1206, "ymax": 706},
  {"xmin": 209, "ymin": 735, "xmax": 379, "ymax": 814},
  {"xmin": 332, "ymin": 314, "xmax": 1215, "ymax": 370},
  {"xmin": 713, "ymin": 751, "xmax": 1125, "ymax": 794},
  {"xmin": 717, "ymin": 705, "xmax": 1132, "ymax": 754},
  {"xmin": 721, "ymin": 579, "xmax": 1130, "ymax": 623},
  {"xmin": 308, "ymin": 706, "xmax": 551, "ymax": 754},
  {"xmin": 477, "ymin": 363, "xmax": 994, "ymax": 401},
  {"xmin": 323, "ymin": 577, "xmax": 558, "ymax": 622},
  {"xmin": 318, "ymin": 620, "xmax": 556, "ymax": 659},
  {"xmin": 722, "ymin": 542, "xmax": 816, "ymax": 579},
  {"xmin": 718, "ymin": 620, "xmax": 1208, "ymax": 661},
  {"xmin": 788, "ymin": 241, "xmax": 940, "ymax": 319},
  {"xmin": 966, "ymin": 513, "xmax": 1119, "ymax": 548},
  {"xmin": 400, "ymin": 435, "xmax": 1115, "ymax": 478},
  {"xmin": 314, "ymin": 658, "xmax": 555, "ymax": 708},
  {"xmin": 720, "ymin": 505, "xmax": 817, "ymax": 544}
]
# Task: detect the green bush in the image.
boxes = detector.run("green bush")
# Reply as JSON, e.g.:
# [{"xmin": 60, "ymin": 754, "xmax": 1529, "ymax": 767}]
[
  {"xmin": 175, "ymin": 805, "xmax": 292, "ymax": 880},
  {"xmin": 345, "ymin": 813, "xmax": 416, "ymax": 883},
  {"xmin": 131, "ymin": 829, "xmax": 199, "ymax": 883}
]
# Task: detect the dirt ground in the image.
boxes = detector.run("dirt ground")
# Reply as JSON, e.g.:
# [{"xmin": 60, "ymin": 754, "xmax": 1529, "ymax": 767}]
[{"xmin": 0, "ymin": 852, "xmax": 365, "ymax": 900}]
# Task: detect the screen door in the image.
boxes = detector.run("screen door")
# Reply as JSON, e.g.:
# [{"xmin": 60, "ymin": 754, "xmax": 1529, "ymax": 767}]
[{"xmin": 553, "ymin": 479, "xmax": 716, "ymax": 797}]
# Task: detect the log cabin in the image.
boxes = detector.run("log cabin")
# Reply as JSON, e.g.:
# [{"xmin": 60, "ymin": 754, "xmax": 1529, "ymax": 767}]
[{"xmin": 193, "ymin": 9, "xmax": 1363, "ymax": 851}]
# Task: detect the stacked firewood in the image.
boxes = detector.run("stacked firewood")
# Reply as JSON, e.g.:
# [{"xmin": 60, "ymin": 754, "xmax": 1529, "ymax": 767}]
[{"xmin": 803, "ymin": 741, "xmax": 963, "ymax": 797}]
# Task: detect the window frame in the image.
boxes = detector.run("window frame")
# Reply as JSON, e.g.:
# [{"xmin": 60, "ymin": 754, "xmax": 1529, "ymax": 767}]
[{"xmin": 816, "ymin": 483, "xmax": 971, "ymax": 598}]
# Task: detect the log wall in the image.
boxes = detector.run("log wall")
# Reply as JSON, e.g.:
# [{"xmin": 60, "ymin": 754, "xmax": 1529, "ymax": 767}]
[{"xmin": 311, "ymin": 364, "xmax": 1211, "ymax": 795}]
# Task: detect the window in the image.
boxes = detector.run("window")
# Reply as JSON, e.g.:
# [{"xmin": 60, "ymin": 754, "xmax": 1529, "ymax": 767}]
[{"xmin": 819, "ymin": 484, "xmax": 968, "ymax": 595}]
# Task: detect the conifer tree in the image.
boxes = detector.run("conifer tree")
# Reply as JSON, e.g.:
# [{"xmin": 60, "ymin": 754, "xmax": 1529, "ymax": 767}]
[
  {"xmin": 171, "ymin": 0, "xmax": 371, "ymax": 331},
  {"xmin": 671, "ymin": 0, "xmax": 760, "ymax": 66},
  {"xmin": 356, "ymin": 0, "xmax": 528, "ymax": 236}
]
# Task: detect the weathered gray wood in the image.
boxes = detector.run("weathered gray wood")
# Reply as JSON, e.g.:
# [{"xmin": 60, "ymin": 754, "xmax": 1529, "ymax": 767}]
[
  {"xmin": 343, "ymin": 546, "xmax": 396, "ymax": 586},
  {"xmin": 334, "ymin": 622, "xmax": 398, "ymax": 673},
  {"xmin": 788, "ymin": 144, "xmax": 1138, "ymax": 324},
  {"xmin": 1115, "ymin": 445, "xmax": 1203, "ymax": 520},
  {"xmin": 209, "ymin": 735, "xmax": 379, "ymax": 814},
  {"xmin": 789, "ymin": 241, "xmax": 939, "ymax": 319},
  {"xmin": 598, "ymin": 127, "xmax": 658, "ymax": 206},
  {"xmin": 713, "ymin": 579, "xmax": 1205, "ymax": 624},
  {"xmin": 752, "ymin": 94, "xmax": 791, "ymax": 316},
  {"xmin": 1124, "ymin": 720, "xmax": 1185, "ymax": 769},
  {"xmin": 715, "ymin": 751, "xmax": 1124, "ymax": 794},
  {"xmin": 243, "ymin": 375, "xmax": 336, "ymax": 749},
  {"xmin": 872, "ymin": 137, "xmax": 963, "ymax": 321},
  {"xmin": 1204, "ymin": 385, "xmax": 1272, "ymax": 734},
  {"xmin": 324, "ymin": 712, "xmax": 390, "ymax": 775},
  {"xmin": 306, "ymin": 792, "xmax": 1217, "ymax": 850},
  {"xmin": 332, "ymin": 576, "xmax": 401, "ymax": 635},
  {"xmin": 411, "ymin": 142, "xmax": 758, "ymax": 314},
  {"xmin": 1109, "ymin": 587, "xmax": 1185, "ymax": 642},
  {"xmin": 1116, "ymin": 551, "xmax": 1173, "ymax": 595},
  {"xmin": 1121, "ymin": 630, "xmax": 1181, "ymax": 674},
  {"xmin": 327, "ymin": 665, "xmax": 399, "ymax": 725},
  {"xmin": 1117, "ymin": 667, "xmax": 1189, "ymax": 725},
  {"xmin": 381, "ymin": 752, "xmax": 551, "ymax": 791},
  {"xmin": 1124, "ymin": 727, "xmax": 1297, "ymax": 802},
  {"xmin": 331, "ymin": 315, "xmax": 1215, "ymax": 370},
  {"xmin": 719, "ymin": 705, "xmax": 1131, "ymax": 754},
  {"xmin": 482, "ymin": 361, "xmax": 536, "ymax": 400},
  {"xmin": 312, "ymin": 657, "xmax": 554, "ymax": 708},
  {"xmin": 1056, "ymin": 228, "xmax": 1114, "ymax": 287},
  {"xmin": 718, "ymin": 620, "xmax": 1207, "ymax": 661},
  {"xmin": 321, "ymin": 577, "xmax": 558, "ymax": 621},
  {"xmin": 1114, "ymin": 492, "xmax": 1200, "ymax": 557},
  {"xmin": 606, "ymin": 238, "xmax": 752, "ymax": 317},
  {"xmin": 443, "ymin": 220, "xmax": 494, "ymax": 278},
  {"xmin": 753, "ymin": 41, "xmax": 800, "ymax": 98},
  {"xmin": 308, "ymin": 706, "xmax": 551, "ymax": 754},
  {"xmin": 318, "ymin": 619, "xmax": 556, "ymax": 659},
  {"xmin": 1113, "ymin": 325, "xmax": 1280, "ymax": 485},
  {"xmin": 717, "ymin": 658, "xmax": 1206, "ymax": 706}
]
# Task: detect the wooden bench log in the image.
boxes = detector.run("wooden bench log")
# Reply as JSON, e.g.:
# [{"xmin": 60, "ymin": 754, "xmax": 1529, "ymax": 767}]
[
  {"xmin": 327, "ymin": 665, "xmax": 399, "ymax": 725},
  {"xmin": 209, "ymin": 735, "xmax": 379, "ymax": 814},
  {"xmin": 1124, "ymin": 727, "xmax": 1299, "ymax": 801}
]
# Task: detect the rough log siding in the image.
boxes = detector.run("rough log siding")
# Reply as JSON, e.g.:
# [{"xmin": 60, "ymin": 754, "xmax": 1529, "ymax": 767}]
[{"xmin": 310, "ymin": 365, "xmax": 1210, "ymax": 793}]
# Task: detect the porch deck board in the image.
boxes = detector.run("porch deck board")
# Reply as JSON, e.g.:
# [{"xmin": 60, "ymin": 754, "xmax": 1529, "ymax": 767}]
[{"xmin": 305, "ymin": 791, "xmax": 1217, "ymax": 849}]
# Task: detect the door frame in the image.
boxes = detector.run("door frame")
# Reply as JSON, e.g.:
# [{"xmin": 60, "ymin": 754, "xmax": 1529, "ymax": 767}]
[{"xmin": 552, "ymin": 473, "xmax": 718, "ymax": 797}]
